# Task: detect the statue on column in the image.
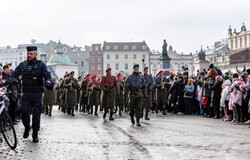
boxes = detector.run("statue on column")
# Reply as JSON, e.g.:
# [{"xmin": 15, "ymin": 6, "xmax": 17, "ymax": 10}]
[{"xmin": 162, "ymin": 39, "xmax": 170, "ymax": 59}]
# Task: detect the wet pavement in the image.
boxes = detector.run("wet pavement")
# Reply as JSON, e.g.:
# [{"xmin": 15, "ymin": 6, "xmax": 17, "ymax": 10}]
[{"xmin": 0, "ymin": 107, "xmax": 250, "ymax": 160}]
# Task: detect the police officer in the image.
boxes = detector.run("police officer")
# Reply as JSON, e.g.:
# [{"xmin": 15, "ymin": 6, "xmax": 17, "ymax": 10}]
[
  {"xmin": 125, "ymin": 64, "xmax": 147, "ymax": 126},
  {"xmin": 11, "ymin": 46, "xmax": 52, "ymax": 143}
]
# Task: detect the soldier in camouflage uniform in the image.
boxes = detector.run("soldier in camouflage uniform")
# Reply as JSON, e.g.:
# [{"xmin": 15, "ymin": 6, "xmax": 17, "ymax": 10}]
[
  {"xmin": 125, "ymin": 64, "xmax": 147, "ymax": 126},
  {"xmin": 87, "ymin": 75, "xmax": 101, "ymax": 116},
  {"xmin": 75, "ymin": 76, "xmax": 82, "ymax": 112},
  {"xmin": 115, "ymin": 73, "xmax": 124, "ymax": 115},
  {"xmin": 100, "ymin": 68, "xmax": 116, "ymax": 120},
  {"xmin": 43, "ymin": 77, "xmax": 56, "ymax": 116},
  {"xmin": 59, "ymin": 74, "xmax": 68, "ymax": 113},
  {"xmin": 79, "ymin": 74, "xmax": 90, "ymax": 113},
  {"xmin": 154, "ymin": 70, "xmax": 167, "ymax": 115},
  {"xmin": 64, "ymin": 71, "xmax": 79, "ymax": 116},
  {"xmin": 142, "ymin": 67, "xmax": 153, "ymax": 120}
]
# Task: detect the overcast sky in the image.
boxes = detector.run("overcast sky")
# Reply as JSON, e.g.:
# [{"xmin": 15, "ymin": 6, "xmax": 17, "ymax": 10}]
[{"xmin": 0, "ymin": 0, "xmax": 249, "ymax": 54}]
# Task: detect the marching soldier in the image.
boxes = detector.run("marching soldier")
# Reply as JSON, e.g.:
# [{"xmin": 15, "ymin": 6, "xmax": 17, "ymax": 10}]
[
  {"xmin": 125, "ymin": 64, "xmax": 147, "ymax": 126},
  {"xmin": 59, "ymin": 74, "xmax": 68, "ymax": 113},
  {"xmin": 87, "ymin": 75, "xmax": 101, "ymax": 116},
  {"xmin": 115, "ymin": 73, "xmax": 124, "ymax": 115},
  {"xmin": 143, "ymin": 67, "xmax": 153, "ymax": 120},
  {"xmin": 100, "ymin": 68, "xmax": 116, "ymax": 120},
  {"xmin": 154, "ymin": 70, "xmax": 168, "ymax": 115},
  {"xmin": 43, "ymin": 76, "xmax": 56, "ymax": 116},
  {"xmin": 75, "ymin": 76, "xmax": 82, "ymax": 112},
  {"xmin": 80, "ymin": 74, "xmax": 90, "ymax": 113},
  {"xmin": 64, "ymin": 71, "xmax": 79, "ymax": 116}
]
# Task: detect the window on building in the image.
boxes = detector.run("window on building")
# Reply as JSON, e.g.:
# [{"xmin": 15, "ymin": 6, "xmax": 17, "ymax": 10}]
[
  {"xmin": 177, "ymin": 64, "xmax": 181, "ymax": 68},
  {"xmin": 116, "ymin": 64, "xmax": 119, "ymax": 70},
  {"xmin": 91, "ymin": 65, "xmax": 95, "ymax": 71},
  {"xmin": 75, "ymin": 61, "xmax": 77, "ymax": 64},
  {"xmin": 214, "ymin": 57, "xmax": 217, "ymax": 63},
  {"xmin": 222, "ymin": 56, "xmax": 225, "ymax": 62},
  {"xmin": 125, "ymin": 54, "xmax": 128, "ymax": 59},
  {"xmin": 133, "ymin": 54, "xmax": 137, "ymax": 59},
  {"xmin": 114, "ymin": 46, "xmax": 119, "ymax": 50},
  {"xmin": 98, "ymin": 58, "xmax": 101, "ymax": 63},
  {"xmin": 142, "ymin": 45, "xmax": 147, "ymax": 50},
  {"xmin": 107, "ymin": 64, "xmax": 110, "ymax": 69},
  {"xmin": 91, "ymin": 58, "xmax": 95, "ymax": 63},
  {"xmin": 95, "ymin": 46, "xmax": 99, "ymax": 51},
  {"xmin": 142, "ymin": 54, "xmax": 146, "ymax": 59},
  {"xmin": 106, "ymin": 46, "xmax": 110, "ymax": 50},
  {"xmin": 124, "ymin": 46, "xmax": 128, "ymax": 50},
  {"xmin": 107, "ymin": 54, "xmax": 110, "ymax": 59},
  {"xmin": 97, "ymin": 65, "xmax": 101, "ymax": 70},
  {"xmin": 81, "ymin": 61, "xmax": 84, "ymax": 67},
  {"xmin": 115, "ymin": 54, "xmax": 119, "ymax": 59},
  {"xmin": 125, "ymin": 63, "xmax": 128, "ymax": 70},
  {"xmin": 132, "ymin": 45, "xmax": 137, "ymax": 50}
]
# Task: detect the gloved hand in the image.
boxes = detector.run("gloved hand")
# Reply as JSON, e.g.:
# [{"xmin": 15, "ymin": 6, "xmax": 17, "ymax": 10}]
[
  {"xmin": 45, "ymin": 80, "xmax": 53, "ymax": 90},
  {"xmin": 105, "ymin": 87, "xmax": 109, "ymax": 94}
]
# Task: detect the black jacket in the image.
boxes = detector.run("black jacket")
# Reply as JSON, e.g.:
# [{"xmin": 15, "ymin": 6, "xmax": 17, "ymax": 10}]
[
  {"xmin": 210, "ymin": 81, "xmax": 222, "ymax": 106},
  {"xmin": 169, "ymin": 82, "xmax": 178, "ymax": 101}
]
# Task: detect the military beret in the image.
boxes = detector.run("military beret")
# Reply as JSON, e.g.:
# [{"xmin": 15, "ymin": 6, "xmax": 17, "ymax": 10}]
[
  {"xmin": 78, "ymin": 76, "xmax": 82, "ymax": 79},
  {"xmin": 106, "ymin": 68, "xmax": 111, "ymax": 72},
  {"xmin": 26, "ymin": 46, "xmax": 37, "ymax": 52},
  {"xmin": 116, "ymin": 73, "xmax": 121, "ymax": 77},
  {"xmin": 70, "ymin": 71, "xmax": 74, "ymax": 74},
  {"xmin": 144, "ymin": 66, "xmax": 148, "ymax": 70},
  {"xmin": 133, "ymin": 64, "xmax": 139, "ymax": 68}
]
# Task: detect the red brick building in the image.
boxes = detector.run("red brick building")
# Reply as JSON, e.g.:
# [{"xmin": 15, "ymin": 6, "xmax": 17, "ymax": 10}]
[{"xmin": 89, "ymin": 44, "xmax": 103, "ymax": 76}]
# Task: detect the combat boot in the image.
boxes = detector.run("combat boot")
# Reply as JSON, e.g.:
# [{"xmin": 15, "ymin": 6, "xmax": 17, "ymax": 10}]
[
  {"xmin": 48, "ymin": 108, "xmax": 52, "ymax": 116},
  {"xmin": 103, "ymin": 112, "xmax": 107, "ymax": 119},
  {"xmin": 145, "ymin": 111, "xmax": 150, "ymax": 120},
  {"xmin": 109, "ymin": 112, "xmax": 114, "ymax": 121},
  {"xmin": 23, "ymin": 126, "xmax": 31, "ymax": 139},
  {"xmin": 71, "ymin": 109, "xmax": 75, "ymax": 116},
  {"xmin": 94, "ymin": 106, "xmax": 98, "ymax": 116},
  {"xmin": 162, "ymin": 110, "xmax": 167, "ymax": 115},
  {"xmin": 130, "ymin": 115, "xmax": 135, "ymax": 125},
  {"xmin": 32, "ymin": 131, "xmax": 39, "ymax": 143},
  {"xmin": 45, "ymin": 106, "xmax": 48, "ymax": 115},
  {"xmin": 136, "ymin": 117, "xmax": 141, "ymax": 126},
  {"xmin": 119, "ymin": 109, "xmax": 122, "ymax": 116}
]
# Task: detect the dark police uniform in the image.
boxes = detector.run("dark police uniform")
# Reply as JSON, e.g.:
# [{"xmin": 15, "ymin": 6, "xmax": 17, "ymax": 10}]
[{"xmin": 11, "ymin": 47, "xmax": 52, "ymax": 142}]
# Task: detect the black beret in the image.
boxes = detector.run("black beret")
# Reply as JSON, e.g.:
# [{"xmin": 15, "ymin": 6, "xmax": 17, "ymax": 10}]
[
  {"xmin": 133, "ymin": 64, "xmax": 139, "ymax": 68},
  {"xmin": 26, "ymin": 46, "xmax": 37, "ymax": 52},
  {"xmin": 209, "ymin": 64, "xmax": 214, "ymax": 68},
  {"xmin": 247, "ymin": 68, "xmax": 250, "ymax": 75}
]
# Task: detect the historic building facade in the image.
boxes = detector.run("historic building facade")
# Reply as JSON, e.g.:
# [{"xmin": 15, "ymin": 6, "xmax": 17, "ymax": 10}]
[
  {"xmin": 89, "ymin": 44, "xmax": 103, "ymax": 76},
  {"xmin": 228, "ymin": 23, "xmax": 250, "ymax": 50},
  {"xmin": 149, "ymin": 45, "xmax": 193, "ymax": 76},
  {"xmin": 192, "ymin": 23, "xmax": 250, "ymax": 74},
  {"xmin": 102, "ymin": 41, "xmax": 150, "ymax": 76}
]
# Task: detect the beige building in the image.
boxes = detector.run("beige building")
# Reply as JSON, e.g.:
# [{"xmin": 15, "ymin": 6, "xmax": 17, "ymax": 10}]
[
  {"xmin": 228, "ymin": 23, "xmax": 250, "ymax": 50},
  {"xmin": 192, "ymin": 23, "xmax": 250, "ymax": 75},
  {"xmin": 102, "ymin": 41, "xmax": 150, "ymax": 76}
]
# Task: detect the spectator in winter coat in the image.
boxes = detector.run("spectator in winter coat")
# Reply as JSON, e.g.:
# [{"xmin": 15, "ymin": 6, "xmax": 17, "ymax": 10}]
[
  {"xmin": 210, "ymin": 75, "xmax": 223, "ymax": 119},
  {"xmin": 184, "ymin": 79, "xmax": 195, "ymax": 114}
]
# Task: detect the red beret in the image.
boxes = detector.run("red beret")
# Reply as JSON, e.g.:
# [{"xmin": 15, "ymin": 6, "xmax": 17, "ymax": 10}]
[
  {"xmin": 70, "ymin": 71, "xmax": 74, "ymax": 74},
  {"xmin": 78, "ymin": 76, "xmax": 82, "ymax": 79}
]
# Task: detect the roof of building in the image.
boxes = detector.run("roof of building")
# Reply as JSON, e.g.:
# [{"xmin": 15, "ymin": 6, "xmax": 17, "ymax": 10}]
[
  {"xmin": 102, "ymin": 41, "xmax": 150, "ymax": 52},
  {"xmin": 48, "ymin": 54, "xmax": 71, "ymax": 65}
]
